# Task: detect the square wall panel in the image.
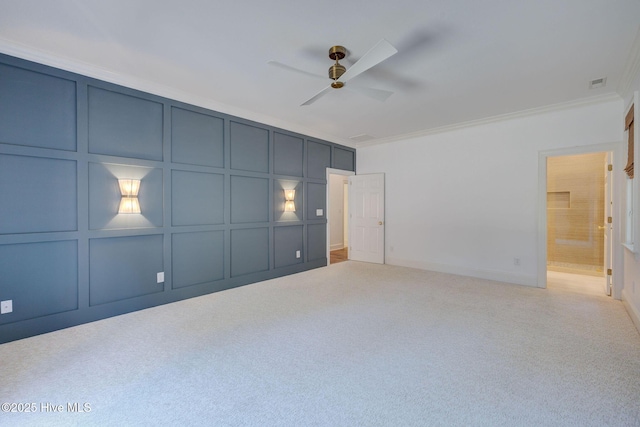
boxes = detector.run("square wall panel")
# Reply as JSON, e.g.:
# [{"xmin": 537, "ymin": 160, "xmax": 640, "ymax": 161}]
[
  {"xmin": 274, "ymin": 225, "xmax": 303, "ymax": 268},
  {"xmin": 273, "ymin": 132, "xmax": 303, "ymax": 177},
  {"xmin": 89, "ymin": 235, "xmax": 164, "ymax": 306},
  {"xmin": 0, "ymin": 64, "xmax": 76, "ymax": 151},
  {"xmin": 88, "ymin": 86, "xmax": 163, "ymax": 161},
  {"xmin": 231, "ymin": 176, "xmax": 269, "ymax": 224},
  {"xmin": 230, "ymin": 121, "xmax": 269, "ymax": 173},
  {"xmin": 307, "ymin": 141, "xmax": 331, "ymax": 179},
  {"xmin": 171, "ymin": 107, "xmax": 224, "ymax": 168},
  {"xmin": 231, "ymin": 227, "xmax": 269, "ymax": 277},
  {"xmin": 89, "ymin": 163, "xmax": 163, "ymax": 230},
  {"xmin": 0, "ymin": 240, "xmax": 78, "ymax": 325},
  {"xmin": 333, "ymin": 147, "xmax": 355, "ymax": 171},
  {"xmin": 172, "ymin": 231, "xmax": 224, "ymax": 289},
  {"xmin": 0, "ymin": 154, "xmax": 77, "ymax": 234},
  {"xmin": 172, "ymin": 170, "xmax": 224, "ymax": 226},
  {"xmin": 307, "ymin": 224, "xmax": 327, "ymax": 262},
  {"xmin": 306, "ymin": 182, "xmax": 326, "ymax": 220}
]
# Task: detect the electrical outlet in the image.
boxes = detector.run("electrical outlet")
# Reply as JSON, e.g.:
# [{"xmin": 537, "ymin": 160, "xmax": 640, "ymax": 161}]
[
  {"xmin": 157, "ymin": 272, "xmax": 165, "ymax": 283},
  {"xmin": 316, "ymin": 209, "xmax": 323, "ymax": 216},
  {"xmin": 1, "ymin": 300, "xmax": 13, "ymax": 314},
  {"xmin": 513, "ymin": 258, "xmax": 521, "ymax": 266},
  {"xmin": 296, "ymin": 250, "xmax": 301, "ymax": 259}
]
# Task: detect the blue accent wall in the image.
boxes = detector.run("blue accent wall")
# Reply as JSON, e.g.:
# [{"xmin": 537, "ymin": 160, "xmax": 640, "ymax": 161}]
[{"xmin": 0, "ymin": 54, "xmax": 355, "ymax": 343}]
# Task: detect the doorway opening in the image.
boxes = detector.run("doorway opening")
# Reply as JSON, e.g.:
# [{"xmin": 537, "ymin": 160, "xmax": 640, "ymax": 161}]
[
  {"xmin": 327, "ymin": 168, "xmax": 354, "ymax": 264},
  {"xmin": 543, "ymin": 150, "xmax": 613, "ymax": 296}
]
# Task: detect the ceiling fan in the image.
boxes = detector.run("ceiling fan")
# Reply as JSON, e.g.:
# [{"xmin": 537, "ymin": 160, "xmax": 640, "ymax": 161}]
[{"xmin": 269, "ymin": 39, "xmax": 398, "ymax": 106}]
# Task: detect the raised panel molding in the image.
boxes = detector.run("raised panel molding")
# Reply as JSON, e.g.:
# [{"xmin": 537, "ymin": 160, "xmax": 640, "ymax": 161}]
[
  {"xmin": 172, "ymin": 170, "xmax": 224, "ymax": 226},
  {"xmin": 88, "ymin": 86, "xmax": 163, "ymax": 161},
  {"xmin": 89, "ymin": 163, "xmax": 163, "ymax": 230},
  {"xmin": 307, "ymin": 182, "xmax": 327, "ymax": 220},
  {"xmin": 89, "ymin": 235, "xmax": 164, "ymax": 306},
  {"xmin": 333, "ymin": 147, "xmax": 355, "ymax": 171},
  {"xmin": 0, "ymin": 240, "xmax": 78, "ymax": 325},
  {"xmin": 230, "ymin": 121, "xmax": 269, "ymax": 173},
  {"xmin": 231, "ymin": 228, "xmax": 269, "ymax": 277},
  {"xmin": 171, "ymin": 107, "xmax": 224, "ymax": 168},
  {"xmin": 0, "ymin": 52, "xmax": 354, "ymax": 344},
  {"xmin": 230, "ymin": 175, "xmax": 269, "ymax": 224},
  {"xmin": 274, "ymin": 132, "xmax": 304, "ymax": 177},
  {"xmin": 307, "ymin": 140, "xmax": 332, "ymax": 179},
  {"xmin": 307, "ymin": 224, "xmax": 327, "ymax": 262},
  {"xmin": 172, "ymin": 231, "xmax": 225, "ymax": 289},
  {"xmin": 274, "ymin": 225, "xmax": 303, "ymax": 268},
  {"xmin": 0, "ymin": 63, "xmax": 76, "ymax": 151},
  {"xmin": 0, "ymin": 154, "xmax": 77, "ymax": 234}
]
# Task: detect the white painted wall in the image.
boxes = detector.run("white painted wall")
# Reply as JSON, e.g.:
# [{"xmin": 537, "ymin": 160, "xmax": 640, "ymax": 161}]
[
  {"xmin": 357, "ymin": 99, "xmax": 623, "ymax": 287},
  {"xmin": 621, "ymin": 64, "xmax": 640, "ymax": 330},
  {"xmin": 343, "ymin": 182, "xmax": 349, "ymax": 246}
]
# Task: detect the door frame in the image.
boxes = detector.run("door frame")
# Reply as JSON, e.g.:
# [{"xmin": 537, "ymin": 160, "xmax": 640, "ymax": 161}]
[
  {"xmin": 326, "ymin": 168, "xmax": 355, "ymax": 264},
  {"xmin": 605, "ymin": 151, "xmax": 613, "ymax": 295},
  {"xmin": 537, "ymin": 142, "xmax": 623, "ymax": 298}
]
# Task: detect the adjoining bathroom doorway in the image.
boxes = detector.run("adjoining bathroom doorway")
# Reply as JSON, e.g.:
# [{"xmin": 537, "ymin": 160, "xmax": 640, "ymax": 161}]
[{"xmin": 546, "ymin": 151, "xmax": 612, "ymax": 296}]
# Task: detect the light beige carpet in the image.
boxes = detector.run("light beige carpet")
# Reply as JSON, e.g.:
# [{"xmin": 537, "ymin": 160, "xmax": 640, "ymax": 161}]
[{"xmin": 1, "ymin": 262, "xmax": 639, "ymax": 426}]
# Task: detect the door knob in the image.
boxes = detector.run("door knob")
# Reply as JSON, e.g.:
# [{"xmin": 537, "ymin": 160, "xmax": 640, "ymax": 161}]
[{"xmin": 378, "ymin": 221, "xmax": 383, "ymax": 225}]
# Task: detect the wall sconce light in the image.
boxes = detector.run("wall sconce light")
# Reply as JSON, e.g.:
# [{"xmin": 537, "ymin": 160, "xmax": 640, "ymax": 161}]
[
  {"xmin": 118, "ymin": 179, "xmax": 141, "ymax": 214},
  {"xmin": 284, "ymin": 189, "xmax": 296, "ymax": 212}
]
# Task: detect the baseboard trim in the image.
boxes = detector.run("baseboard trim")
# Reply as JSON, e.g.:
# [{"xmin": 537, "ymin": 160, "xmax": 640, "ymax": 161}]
[
  {"xmin": 385, "ymin": 257, "xmax": 538, "ymax": 287},
  {"xmin": 622, "ymin": 289, "xmax": 640, "ymax": 335}
]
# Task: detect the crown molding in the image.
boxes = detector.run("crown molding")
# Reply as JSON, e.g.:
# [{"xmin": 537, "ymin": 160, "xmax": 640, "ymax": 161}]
[
  {"xmin": 0, "ymin": 37, "xmax": 627, "ymax": 152},
  {"xmin": 0, "ymin": 38, "xmax": 355, "ymax": 148},
  {"xmin": 617, "ymin": 26, "xmax": 640, "ymax": 98},
  {"xmin": 357, "ymin": 93, "xmax": 622, "ymax": 148}
]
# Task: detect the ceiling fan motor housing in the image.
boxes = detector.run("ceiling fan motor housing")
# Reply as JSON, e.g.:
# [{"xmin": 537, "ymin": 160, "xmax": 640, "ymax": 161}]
[{"xmin": 329, "ymin": 65, "xmax": 346, "ymax": 86}]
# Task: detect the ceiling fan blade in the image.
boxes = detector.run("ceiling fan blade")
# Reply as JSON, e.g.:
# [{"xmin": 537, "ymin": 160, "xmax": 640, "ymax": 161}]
[
  {"xmin": 344, "ymin": 84, "xmax": 394, "ymax": 102},
  {"xmin": 267, "ymin": 61, "xmax": 326, "ymax": 80},
  {"xmin": 301, "ymin": 85, "xmax": 333, "ymax": 106},
  {"xmin": 338, "ymin": 39, "xmax": 398, "ymax": 83}
]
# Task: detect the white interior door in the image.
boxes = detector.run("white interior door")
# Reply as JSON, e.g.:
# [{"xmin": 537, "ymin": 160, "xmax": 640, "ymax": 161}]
[
  {"xmin": 348, "ymin": 173, "xmax": 385, "ymax": 264},
  {"xmin": 604, "ymin": 153, "xmax": 613, "ymax": 296}
]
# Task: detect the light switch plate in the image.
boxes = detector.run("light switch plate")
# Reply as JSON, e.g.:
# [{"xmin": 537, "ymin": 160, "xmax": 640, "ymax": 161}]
[
  {"xmin": 316, "ymin": 209, "xmax": 323, "ymax": 216},
  {"xmin": 157, "ymin": 272, "xmax": 165, "ymax": 283},
  {"xmin": 296, "ymin": 250, "xmax": 301, "ymax": 259},
  {"xmin": 1, "ymin": 300, "xmax": 13, "ymax": 314}
]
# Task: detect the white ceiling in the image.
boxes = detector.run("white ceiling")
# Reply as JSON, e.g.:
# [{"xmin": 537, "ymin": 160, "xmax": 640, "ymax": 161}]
[{"xmin": 1, "ymin": 0, "xmax": 639, "ymax": 147}]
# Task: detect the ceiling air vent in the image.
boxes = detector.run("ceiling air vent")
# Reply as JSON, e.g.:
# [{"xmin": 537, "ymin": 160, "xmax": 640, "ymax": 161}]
[
  {"xmin": 349, "ymin": 134, "xmax": 375, "ymax": 143},
  {"xmin": 589, "ymin": 77, "xmax": 607, "ymax": 89}
]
